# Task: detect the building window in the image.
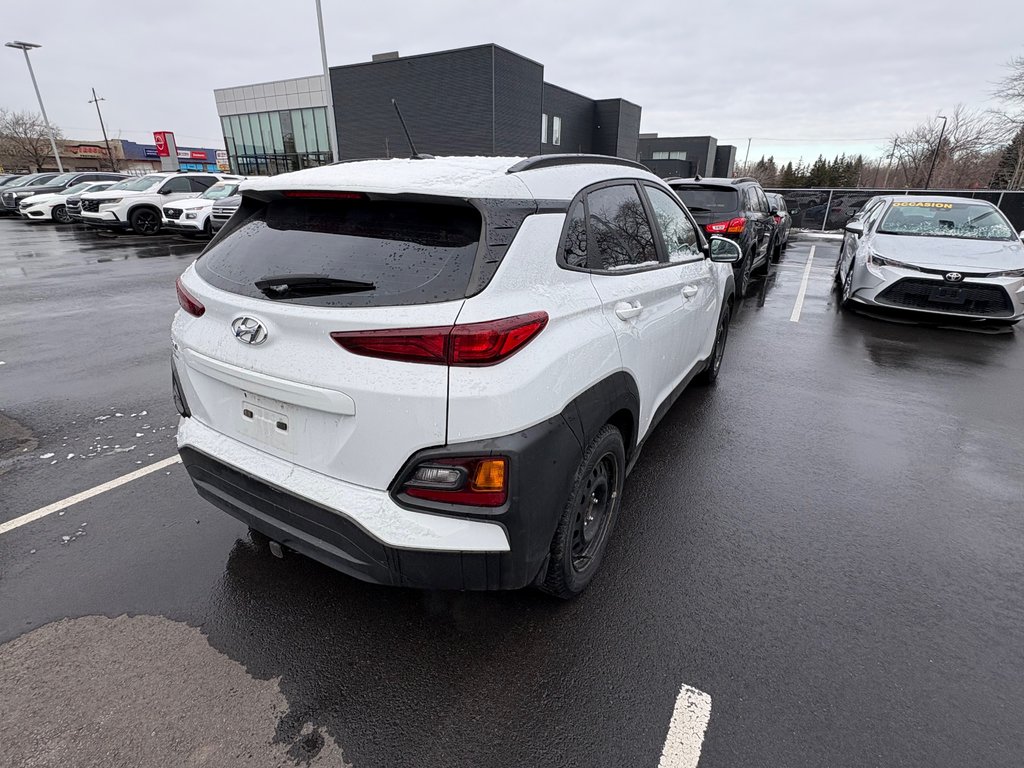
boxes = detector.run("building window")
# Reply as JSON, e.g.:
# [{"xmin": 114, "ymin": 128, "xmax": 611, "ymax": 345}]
[
  {"xmin": 552, "ymin": 116, "xmax": 561, "ymax": 147},
  {"xmin": 652, "ymin": 151, "xmax": 686, "ymax": 161},
  {"xmin": 541, "ymin": 114, "xmax": 548, "ymax": 144}
]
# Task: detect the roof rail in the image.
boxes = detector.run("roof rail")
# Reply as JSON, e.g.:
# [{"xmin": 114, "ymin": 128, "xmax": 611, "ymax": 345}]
[{"xmin": 507, "ymin": 154, "xmax": 650, "ymax": 175}]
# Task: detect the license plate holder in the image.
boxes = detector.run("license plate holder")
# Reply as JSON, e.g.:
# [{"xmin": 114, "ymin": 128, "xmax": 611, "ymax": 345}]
[
  {"xmin": 930, "ymin": 286, "xmax": 965, "ymax": 304},
  {"xmin": 239, "ymin": 395, "xmax": 292, "ymax": 451}
]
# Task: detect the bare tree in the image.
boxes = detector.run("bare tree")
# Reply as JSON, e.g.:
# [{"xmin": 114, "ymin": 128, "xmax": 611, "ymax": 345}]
[
  {"xmin": 990, "ymin": 55, "xmax": 1024, "ymax": 189},
  {"xmin": 0, "ymin": 109, "xmax": 63, "ymax": 172}
]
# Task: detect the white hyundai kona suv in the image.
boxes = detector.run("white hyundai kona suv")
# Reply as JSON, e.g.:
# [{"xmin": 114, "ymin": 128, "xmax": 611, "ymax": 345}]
[{"xmin": 172, "ymin": 154, "xmax": 742, "ymax": 597}]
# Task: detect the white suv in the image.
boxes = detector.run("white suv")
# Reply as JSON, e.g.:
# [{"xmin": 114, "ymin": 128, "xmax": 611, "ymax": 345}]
[
  {"xmin": 172, "ymin": 155, "xmax": 742, "ymax": 597},
  {"xmin": 80, "ymin": 172, "xmax": 234, "ymax": 235},
  {"xmin": 162, "ymin": 179, "xmax": 243, "ymax": 236}
]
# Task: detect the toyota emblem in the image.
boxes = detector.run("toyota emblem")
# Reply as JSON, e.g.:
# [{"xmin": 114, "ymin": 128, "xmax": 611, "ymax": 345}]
[
  {"xmin": 944, "ymin": 272, "xmax": 963, "ymax": 283},
  {"xmin": 231, "ymin": 316, "xmax": 268, "ymax": 345}
]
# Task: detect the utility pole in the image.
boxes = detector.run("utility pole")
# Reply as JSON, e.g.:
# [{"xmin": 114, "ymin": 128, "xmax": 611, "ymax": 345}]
[
  {"xmin": 743, "ymin": 138, "xmax": 752, "ymax": 170},
  {"xmin": 314, "ymin": 0, "xmax": 339, "ymax": 163},
  {"xmin": 881, "ymin": 138, "xmax": 899, "ymax": 188},
  {"xmin": 88, "ymin": 88, "xmax": 117, "ymax": 171},
  {"xmin": 5, "ymin": 40, "xmax": 63, "ymax": 172},
  {"xmin": 924, "ymin": 115, "xmax": 948, "ymax": 190}
]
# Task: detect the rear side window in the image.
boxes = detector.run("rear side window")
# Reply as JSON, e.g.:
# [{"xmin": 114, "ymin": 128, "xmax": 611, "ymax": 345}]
[
  {"xmin": 671, "ymin": 186, "xmax": 739, "ymax": 213},
  {"xmin": 587, "ymin": 184, "xmax": 658, "ymax": 270},
  {"xmin": 196, "ymin": 198, "xmax": 482, "ymax": 308},
  {"xmin": 562, "ymin": 200, "xmax": 588, "ymax": 268}
]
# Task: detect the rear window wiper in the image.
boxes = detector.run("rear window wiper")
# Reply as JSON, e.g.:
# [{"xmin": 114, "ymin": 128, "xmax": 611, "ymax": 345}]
[{"xmin": 255, "ymin": 274, "xmax": 376, "ymax": 298}]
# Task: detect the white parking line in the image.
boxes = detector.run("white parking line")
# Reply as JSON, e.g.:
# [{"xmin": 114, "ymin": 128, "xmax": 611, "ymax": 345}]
[
  {"xmin": 0, "ymin": 455, "xmax": 182, "ymax": 537},
  {"xmin": 789, "ymin": 245, "xmax": 816, "ymax": 323},
  {"xmin": 658, "ymin": 684, "xmax": 713, "ymax": 768}
]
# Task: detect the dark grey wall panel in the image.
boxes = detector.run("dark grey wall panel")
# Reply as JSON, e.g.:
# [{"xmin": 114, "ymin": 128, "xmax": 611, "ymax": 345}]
[
  {"xmin": 638, "ymin": 136, "xmax": 718, "ymax": 175},
  {"xmin": 541, "ymin": 84, "xmax": 594, "ymax": 155},
  {"xmin": 493, "ymin": 48, "xmax": 544, "ymax": 156},
  {"xmin": 593, "ymin": 99, "xmax": 641, "ymax": 159},
  {"xmin": 331, "ymin": 46, "xmax": 495, "ymax": 159},
  {"xmin": 714, "ymin": 145, "xmax": 736, "ymax": 177}
]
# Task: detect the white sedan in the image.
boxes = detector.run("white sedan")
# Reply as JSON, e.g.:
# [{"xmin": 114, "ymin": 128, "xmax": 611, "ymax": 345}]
[{"xmin": 18, "ymin": 180, "xmax": 120, "ymax": 224}]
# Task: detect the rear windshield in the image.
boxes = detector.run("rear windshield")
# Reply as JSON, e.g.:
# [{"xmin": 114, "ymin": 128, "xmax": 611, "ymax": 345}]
[
  {"xmin": 877, "ymin": 201, "xmax": 1015, "ymax": 241},
  {"xmin": 196, "ymin": 198, "xmax": 482, "ymax": 308},
  {"xmin": 671, "ymin": 186, "xmax": 739, "ymax": 213}
]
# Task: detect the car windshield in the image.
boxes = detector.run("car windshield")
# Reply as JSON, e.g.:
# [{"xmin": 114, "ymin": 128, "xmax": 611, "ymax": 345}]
[
  {"xmin": 60, "ymin": 182, "xmax": 94, "ymax": 196},
  {"xmin": 200, "ymin": 183, "xmax": 239, "ymax": 200},
  {"xmin": 877, "ymin": 201, "xmax": 1016, "ymax": 241},
  {"xmin": 671, "ymin": 187, "xmax": 739, "ymax": 212},
  {"xmin": 48, "ymin": 173, "xmax": 79, "ymax": 186},
  {"xmin": 108, "ymin": 175, "xmax": 163, "ymax": 192}
]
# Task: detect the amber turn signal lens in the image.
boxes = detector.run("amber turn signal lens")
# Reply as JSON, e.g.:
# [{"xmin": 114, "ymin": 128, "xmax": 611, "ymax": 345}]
[{"xmin": 471, "ymin": 458, "xmax": 506, "ymax": 492}]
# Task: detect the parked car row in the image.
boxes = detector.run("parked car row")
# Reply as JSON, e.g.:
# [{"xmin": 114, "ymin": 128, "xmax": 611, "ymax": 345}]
[{"xmin": 0, "ymin": 170, "xmax": 244, "ymax": 236}]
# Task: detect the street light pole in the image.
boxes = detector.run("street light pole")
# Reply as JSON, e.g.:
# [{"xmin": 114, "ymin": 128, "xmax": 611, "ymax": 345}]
[
  {"xmin": 881, "ymin": 137, "xmax": 899, "ymax": 188},
  {"xmin": 314, "ymin": 0, "xmax": 339, "ymax": 163},
  {"xmin": 88, "ymin": 87, "xmax": 117, "ymax": 172},
  {"xmin": 923, "ymin": 115, "xmax": 948, "ymax": 190},
  {"xmin": 4, "ymin": 40, "xmax": 63, "ymax": 172}
]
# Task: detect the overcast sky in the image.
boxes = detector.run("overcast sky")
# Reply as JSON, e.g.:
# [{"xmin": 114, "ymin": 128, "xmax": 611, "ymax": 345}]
[{"xmin": 2, "ymin": 0, "xmax": 1021, "ymax": 164}]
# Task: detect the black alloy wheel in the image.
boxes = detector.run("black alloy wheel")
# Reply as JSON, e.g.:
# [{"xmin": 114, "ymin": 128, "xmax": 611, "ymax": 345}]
[
  {"xmin": 130, "ymin": 208, "xmax": 161, "ymax": 236},
  {"xmin": 697, "ymin": 304, "xmax": 731, "ymax": 385}
]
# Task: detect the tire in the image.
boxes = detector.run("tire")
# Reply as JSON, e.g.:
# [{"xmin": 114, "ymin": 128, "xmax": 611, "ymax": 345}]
[
  {"xmin": 203, "ymin": 218, "xmax": 213, "ymax": 237},
  {"xmin": 539, "ymin": 425, "xmax": 626, "ymax": 599},
  {"xmin": 840, "ymin": 260, "xmax": 856, "ymax": 309},
  {"xmin": 52, "ymin": 204, "xmax": 71, "ymax": 224},
  {"xmin": 697, "ymin": 303, "xmax": 731, "ymax": 386},
  {"xmin": 770, "ymin": 235, "xmax": 783, "ymax": 263},
  {"xmin": 735, "ymin": 250, "xmax": 754, "ymax": 297},
  {"xmin": 130, "ymin": 207, "xmax": 161, "ymax": 236},
  {"xmin": 248, "ymin": 527, "xmax": 270, "ymax": 545}
]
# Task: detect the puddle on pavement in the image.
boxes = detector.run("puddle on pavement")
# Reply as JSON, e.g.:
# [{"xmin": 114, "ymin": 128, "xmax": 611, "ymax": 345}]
[{"xmin": 0, "ymin": 413, "xmax": 37, "ymax": 475}]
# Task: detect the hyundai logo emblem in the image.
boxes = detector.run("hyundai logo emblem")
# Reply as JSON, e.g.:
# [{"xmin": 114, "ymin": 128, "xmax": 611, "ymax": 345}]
[
  {"xmin": 231, "ymin": 316, "xmax": 268, "ymax": 345},
  {"xmin": 944, "ymin": 272, "xmax": 963, "ymax": 282}
]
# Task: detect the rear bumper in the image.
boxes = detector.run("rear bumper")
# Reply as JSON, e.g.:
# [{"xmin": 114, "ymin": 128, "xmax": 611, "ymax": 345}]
[{"xmin": 176, "ymin": 404, "xmax": 581, "ymax": 590}]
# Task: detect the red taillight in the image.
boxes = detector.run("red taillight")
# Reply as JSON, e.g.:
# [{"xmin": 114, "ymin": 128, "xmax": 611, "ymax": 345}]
[
  {"xmin": 705, "ymin": 217, "xmax": 746, "ymax": 234},
  {"xmin": 331, "ymin": 312, "xmax": 548, "ymax": 367},
  {"xmin": 772, "ymin": 215, "xmax": 782, "ymax": 225},
  {"xmin": 281, "ymin": 190, "xmax": 366, "ymax": 200},
  {"xmin": 176, "ymin": 277, "xmax": 205, "ymax": 317},
  {"xmin": 403, "ymin": 457, "xmax": 508, "ymax": 507}
]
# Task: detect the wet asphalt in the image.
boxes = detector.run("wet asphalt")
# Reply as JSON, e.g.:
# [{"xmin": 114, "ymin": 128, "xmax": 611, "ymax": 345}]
[{"xmin": 1, "ymin": 218, "xmax": 1022, "ymax": 768}]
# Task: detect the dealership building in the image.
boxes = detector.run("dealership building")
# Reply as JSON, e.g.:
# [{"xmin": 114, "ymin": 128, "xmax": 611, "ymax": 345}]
[
  {"xmin": 15, "ymin": 138, "xmax": 224, "ymax": 175},
  {"xmin": 212, "ymin": 43, "xmax": 733, "ymax": 178}
]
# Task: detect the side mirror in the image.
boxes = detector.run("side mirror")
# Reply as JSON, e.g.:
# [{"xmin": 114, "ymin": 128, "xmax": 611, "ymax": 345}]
[
  {"xmin": 774, "ymin": 210, "xmax": 786, "ymax": 218},
  {"xmin": 1019, "ymin": 229, "xmax": 1024, "ymax": 241},
  {"xmin": 844, "ymin": 220, "xmax": 865, "ymax": 236},
  {"xmin": 709, "ymin": 236, "xmax": 742, "ymax": 264}
]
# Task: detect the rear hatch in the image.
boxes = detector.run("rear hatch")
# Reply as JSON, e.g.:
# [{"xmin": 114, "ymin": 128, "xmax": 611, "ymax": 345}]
[
  {"xmin": 176, "ymin": 193, "xmax": 483, "ymax": 490},
  {"xmin": 670, "ymin": 185, "xmax": 740, "ymax": 228}
]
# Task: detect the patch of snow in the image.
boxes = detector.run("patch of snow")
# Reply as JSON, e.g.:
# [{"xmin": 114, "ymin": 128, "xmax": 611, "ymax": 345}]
[
  {"xmin": 39, "ymin": 453, "xmax": 54, "ymax": 459},
  {"xmin": 66, "ymin": 453, "xmax": 75, "ymax": 460},
  {"xmin": 115, "ymin": 413, "xmax": 124, "ymax": 417},
  {"xmin": 139, "ymin": 410, "xmax": 148, "ymax": 416},
  {"xmin": 606, "ymin": 261, "xmax": 660, "ymax": 271},
  {"xmin": 135, "ymin": 433, "xmax": 144, "ymax": 438}
]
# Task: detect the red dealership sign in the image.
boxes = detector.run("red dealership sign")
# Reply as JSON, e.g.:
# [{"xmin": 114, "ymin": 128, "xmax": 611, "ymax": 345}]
[
  {"xmin": 152, "ymin": 131, "xmax": 172, "ymax": 157},
  {"xmin": 189, "ymin": 150, "xmax": 207, "ymax": 160}
]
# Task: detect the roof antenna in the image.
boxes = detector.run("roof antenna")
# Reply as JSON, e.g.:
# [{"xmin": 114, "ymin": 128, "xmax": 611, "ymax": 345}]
[{"xmin": 391, "ymin": 99, "xmax": 433, "ymax": 159}]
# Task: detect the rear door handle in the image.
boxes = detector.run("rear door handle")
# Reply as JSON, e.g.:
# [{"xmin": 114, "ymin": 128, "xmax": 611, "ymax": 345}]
[
  {"xmin": 614, "ymin": 301, "xmax": 643, "ymax": 321},
  {"xmin": 681, "ymin": 285, "xmax": 698, "ymax": 299}
]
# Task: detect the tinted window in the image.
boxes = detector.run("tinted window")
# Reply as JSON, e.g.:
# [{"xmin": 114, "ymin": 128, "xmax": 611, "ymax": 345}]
[
  {"xmin": 562, "ymin": 200, "xmax": 588, "ymax": 268},
  {"xmin": 196, "ymin": 198, "xmax": 482, "ymax": 308},
  {"xmin": 745, "ymin": 188, "xmax": 761, "ymax": 212},
  {"xmin": 190, "ymin": 176, "xmax": 218, "ymax": 191},
  {"xmin": 645, "ymin": 187, "xmax": 701, "ymax": 262},
  {"xmin": 160, "ymin": 177, "xmax": 193, "ymax": 193},
  {"xmin": 671, "ymin": 186, "xmax": 739, "ymax": 213},
  {"xmin": 756, "ymin": 188, "xmax": 771, "ymax": 213},
  {"xmin": 587, "ymin": 184, "xmax": 658, "ymax": 270}
]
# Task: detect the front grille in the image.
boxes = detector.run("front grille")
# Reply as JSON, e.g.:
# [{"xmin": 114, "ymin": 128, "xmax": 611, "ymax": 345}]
[
  {"xmin": 876, "ymin": 278, "xmax": 1014, "ymax": 317},
  {"xmin": 1, "ymin": 192, "xmax": 15, "ymax": 208},
  {"xmin": 66, "ymin": 199, "xmax": 82, "ymax": 213},
  {"xmin": 211, "ymin": 205, "xmax": 237, "ymax": 220},
  {"xmin": 164, "ymin": 207, "xmax": 183, "ymax": 220},
  {"xmin": 81, "ymin": 199, "xmax": 100, "ymax": 213}
]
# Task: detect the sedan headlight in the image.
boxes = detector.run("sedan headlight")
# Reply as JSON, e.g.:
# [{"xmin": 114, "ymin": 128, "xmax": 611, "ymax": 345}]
[
  {"xmin": 867, "ymin": 251, "xmax": 920, "ymax": 271},
  {"xmin": 985, "ymin": 267, "xmax": 1024, "ymax": 278}
]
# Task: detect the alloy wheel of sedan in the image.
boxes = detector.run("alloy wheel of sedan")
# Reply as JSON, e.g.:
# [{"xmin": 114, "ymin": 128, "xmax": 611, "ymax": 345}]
[{"xmin": 52, "ymin": 205, "xmax": 71, "ymax": 224}]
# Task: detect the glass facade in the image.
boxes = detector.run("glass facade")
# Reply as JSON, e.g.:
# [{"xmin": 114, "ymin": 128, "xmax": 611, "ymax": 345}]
[{"xmin": 221, "ymin": 107, "xmax": 332, "ymax": 176}]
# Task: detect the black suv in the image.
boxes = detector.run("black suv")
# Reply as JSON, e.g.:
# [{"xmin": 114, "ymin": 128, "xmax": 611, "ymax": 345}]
[
  {"xmin": 668, "ymin": 176, "xmax": 781, "ymax": 296},
  {"xmin": 0, "ymin": 171, "xmax": 127, "ymax": 214}
]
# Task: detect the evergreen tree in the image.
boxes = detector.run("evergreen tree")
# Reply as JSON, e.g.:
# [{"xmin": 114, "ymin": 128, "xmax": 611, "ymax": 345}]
[{"xmin": 807, "ymin": 155, "xmax": 829, "ymax": 186}]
